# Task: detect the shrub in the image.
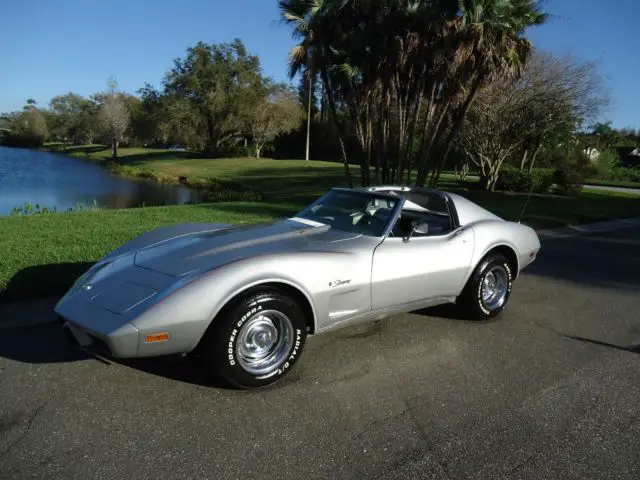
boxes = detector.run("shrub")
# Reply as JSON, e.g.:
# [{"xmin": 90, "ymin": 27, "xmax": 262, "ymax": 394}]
[
  {"xmin": 594, "ymin": 149, "xmax": 622, "ymax": 179},
  {"xmin": 552, "ymin": 168, "xmax": 585, "ymax": 195},
  {"xmin": 0, "ymin": 131, "xmax": 45, "ymax": 148},
  {"xmin": 496, "ymin": 166, "xmax": 555, "ymax": 193},
  {"xmin": 607, "ymin": 167, "xmax": 640, "ymax": 183}
]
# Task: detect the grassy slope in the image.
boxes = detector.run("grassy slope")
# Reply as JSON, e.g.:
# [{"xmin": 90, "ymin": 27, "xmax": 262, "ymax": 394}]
[
  {"xmin": 0, "ymin": 203, "xmax": 280, "ymax": 301},
  {"xmin": 3, "ymin": 144, "xmax": 640, "ymax": 302},
  {"xmin": 43, "ymin": 143, "xmax": 358, "ymax": 204}
]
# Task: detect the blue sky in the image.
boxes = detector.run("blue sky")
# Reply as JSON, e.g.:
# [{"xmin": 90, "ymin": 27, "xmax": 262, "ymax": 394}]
[{"xmin": 1, "ymin": 0, "xmax": 638, "ymax": 129}]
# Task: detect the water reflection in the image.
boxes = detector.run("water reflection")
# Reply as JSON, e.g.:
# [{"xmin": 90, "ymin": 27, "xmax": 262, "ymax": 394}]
[{"xmin": 0, "ymin": 146, "xmax": 207, "ymax": 215}]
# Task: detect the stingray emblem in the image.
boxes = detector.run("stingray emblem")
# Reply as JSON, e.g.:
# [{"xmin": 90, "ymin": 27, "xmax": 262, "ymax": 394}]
[{"xmin": 329, "ymin": 279, "xmax": 351, "ymax": 287}]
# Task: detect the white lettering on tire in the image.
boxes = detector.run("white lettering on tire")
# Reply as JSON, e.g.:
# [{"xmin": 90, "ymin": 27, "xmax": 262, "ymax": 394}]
[
  {"xmin": 228, "ymin": 306, "xmax": 262, "ymax": 366},
  {"xmin": 476, "ymin": 260, "xmax": 512, "ymax": 316},
  {"xmin": 254, "ymin": 329, "xmax": 303, "ymax": 380}
]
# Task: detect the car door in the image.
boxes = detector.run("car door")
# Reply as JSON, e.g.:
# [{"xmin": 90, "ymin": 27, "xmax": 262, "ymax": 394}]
[{"xmin": 370, "ymin": 226, "xmax": 475, "ymax": 311}]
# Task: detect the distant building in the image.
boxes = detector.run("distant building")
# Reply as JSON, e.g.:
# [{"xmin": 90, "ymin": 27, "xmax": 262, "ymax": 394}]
[
  {"xmin": 582, "ymin": 146, "xmax": 640, "ymax": 168},
  {"xmin": 584, "ymin": 146, "xmax": 600, "ymax": 161},
  {"xmin": 617, "ymin": 147, "xmax": 640, "ymax": 167}
]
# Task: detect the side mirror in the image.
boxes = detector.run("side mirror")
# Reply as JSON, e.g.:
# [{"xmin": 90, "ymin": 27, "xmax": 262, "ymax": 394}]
[{"xmin": 403, "ymin": 220, "xmax": 429, "ymax": 242}]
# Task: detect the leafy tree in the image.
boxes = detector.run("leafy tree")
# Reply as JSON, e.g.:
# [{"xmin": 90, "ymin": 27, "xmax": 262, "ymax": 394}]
[
  {"xmin": 133, "ymin": 83, "xmax": 168, "ymax": 145},
  {"xmin": 249, "ymin": 84, "xmax": 303, "ymax": 158},
  {"xmin": 457, "ymin": 51, "xmax": 609, "ymax": 190},
  {"xmin": 589, "ymin": 121, "xmax": 617, "ymax": 149},
  {"xmin": 14, "ymin": 99, "xmax": 49, "ymax": 144},
  {"xmin": 96, "ymin": 79, "xmax": 130, "ymax": 160},
  {"xmin": 48, "ymin": 92, "xmax": 89, "ymax": 143},
  {"xmin": 162, "ymin": 39, "xmax": 267, "ymax": 154},
  {"xmin": 79, "ymin": 97, "xmax": 100, "ymax": 144},
  {"xmin": 457, "ymin": 81, "xmax": 530, "ymax": 190}
]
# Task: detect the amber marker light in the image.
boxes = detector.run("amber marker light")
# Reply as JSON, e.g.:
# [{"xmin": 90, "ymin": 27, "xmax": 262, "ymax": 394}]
[{"xmin": 144, "ymin": 332, "xmax": 170, "ymax": 343}]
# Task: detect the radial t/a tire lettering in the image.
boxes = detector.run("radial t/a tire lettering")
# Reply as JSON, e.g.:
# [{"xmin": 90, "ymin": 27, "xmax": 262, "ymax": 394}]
[
  {"xmin": 457, "ymin": 253, "xmax": 513, "ymax": 320},
  {"xmin": 203, "ymin": 290, "xmax": 308, "ymax": 389}
]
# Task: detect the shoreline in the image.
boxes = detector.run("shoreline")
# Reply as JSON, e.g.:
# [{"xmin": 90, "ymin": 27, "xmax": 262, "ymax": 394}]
[{"xmin": 37, "ymin": 144, "xmax": 264, "ymax": 203}]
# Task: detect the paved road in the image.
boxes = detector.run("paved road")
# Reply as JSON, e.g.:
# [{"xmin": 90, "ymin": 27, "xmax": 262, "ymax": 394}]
[
  {"xmin": 1, "ymin": 227, "xmax": 640, "ymax": 480},
  {"xmin": 583, "ymin": 184, "xmax": 640, "ymax": 195}
]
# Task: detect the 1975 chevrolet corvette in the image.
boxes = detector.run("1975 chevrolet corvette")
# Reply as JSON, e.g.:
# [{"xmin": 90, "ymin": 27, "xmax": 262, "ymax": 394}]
[{"xmin": 55, "ymin": 186, "xmax": 541, "ymax": 388}]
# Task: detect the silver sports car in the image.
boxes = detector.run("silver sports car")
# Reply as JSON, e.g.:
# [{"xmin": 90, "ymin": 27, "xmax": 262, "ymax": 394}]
[{"xmin": 55, "ymin": 186, "xmax": 541, "ymax": 388}]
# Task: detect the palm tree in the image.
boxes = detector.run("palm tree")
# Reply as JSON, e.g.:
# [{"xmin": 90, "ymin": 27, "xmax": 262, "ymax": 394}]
[
  {"xmin": 279, "ymin": 0, "xmax": 547, "ymax": 189},
  {"xmin": 279, "ymin": 0, "xmax": 353, "ymax": 187},
  {"xmin": 418, "ymin": 0, "xmax": 548, "ymax": 186}
]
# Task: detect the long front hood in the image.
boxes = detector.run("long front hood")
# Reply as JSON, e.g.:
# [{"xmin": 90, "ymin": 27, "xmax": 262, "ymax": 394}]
[{"xmin": 133, "ymin": 219, "xmax": 342, "ymax": 276}]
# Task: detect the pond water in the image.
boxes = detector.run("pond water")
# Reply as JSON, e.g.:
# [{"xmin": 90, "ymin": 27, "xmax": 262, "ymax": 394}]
[{"xmin": 0, "ymin": 146, "xmax": 207, "ymax": 216}]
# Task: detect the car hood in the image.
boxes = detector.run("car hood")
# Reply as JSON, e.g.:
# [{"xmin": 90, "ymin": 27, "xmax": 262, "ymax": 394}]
[{"xmin": 132, "ymin": 218, "xmax": 358, "ymax": 276}]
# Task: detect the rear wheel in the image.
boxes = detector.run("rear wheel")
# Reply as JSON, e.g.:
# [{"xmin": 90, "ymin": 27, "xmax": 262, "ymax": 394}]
[
  {"xmin": 457, "ymin": 253, "xmax": 513, "ymax": 320},
  {"xmin": 203, "ymin": 290, "xmax": 308, "ymax": 389}
]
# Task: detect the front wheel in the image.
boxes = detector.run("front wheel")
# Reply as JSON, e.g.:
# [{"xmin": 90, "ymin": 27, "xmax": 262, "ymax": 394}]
[
  {"xmin": 457, "ymin": 253, "xmax": 513, "ymax": 320},
  {"xmin": 203, "ymin": 290, "xmax": 308, "ymax": 389}
]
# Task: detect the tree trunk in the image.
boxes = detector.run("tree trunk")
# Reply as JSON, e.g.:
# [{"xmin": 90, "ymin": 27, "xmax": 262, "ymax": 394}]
[
  {"xmin": 520, "ymin": 148, "xmax": 528, "ymax": 170},
  {"xmin": 528, "ymin": 139, "xmax": 543, "ymax": 172},
  {"xmin": 256, "ymin": 145, "xmax": 262, "ymax": 158},
  {"xmin": 320, "ymin": 67, "xmax": 352, "ymax": 188},
  {"xmin": 429, "ymin": 76, "xmax": 483, "ymax": 187},
  {"xmin": 366, "ymin": 110, "xmax": 373, "ymax": 186},
  {"xmin": 206, "ymin": 113, "xmax": 215, "ymax": 155},
  {"xmin": 111, "ymin": 136, "xmax": 118, "ymax": 161},
  {"xmin": 414, "ymin": 84, "xmax": 439, "ymax": 185},
  {"xmin": 305, "ymin": 75, "xmax": 313, "ymax": 161}
]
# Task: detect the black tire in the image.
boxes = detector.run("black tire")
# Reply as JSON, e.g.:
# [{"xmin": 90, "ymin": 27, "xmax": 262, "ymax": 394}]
[
  {"xmin": 457, "ymin": 253, "xmax": 513, "ymax": 320},
  {"xmin": 203, "ymin": 290, "xmax": 308, "ymax": 389}
]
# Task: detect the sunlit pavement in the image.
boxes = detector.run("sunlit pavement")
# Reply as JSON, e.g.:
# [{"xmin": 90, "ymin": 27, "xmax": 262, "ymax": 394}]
[{"xmin": 1, "ymin": 227, "xmax": 639, "ymax": 479}]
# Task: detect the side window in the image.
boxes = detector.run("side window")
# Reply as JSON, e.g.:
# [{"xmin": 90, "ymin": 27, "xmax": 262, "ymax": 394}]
[
  {"xmin": 404, "ymin": 192, "xmax": 449, "ymax": 216},
  {"xmin": 402, "ymin": 192, "xmax": 453, "ymax": 237}
]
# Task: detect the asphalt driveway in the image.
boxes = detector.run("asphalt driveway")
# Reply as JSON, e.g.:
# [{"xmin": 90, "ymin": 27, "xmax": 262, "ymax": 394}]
[{"xmin": 1, "ymin": 226, "xmax": 639, "ymax": 479}]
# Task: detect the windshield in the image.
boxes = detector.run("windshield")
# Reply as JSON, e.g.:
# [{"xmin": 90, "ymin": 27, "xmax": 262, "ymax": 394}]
[{"xmin": 295, "ymin": 190, "xmax": 399, "ymax": 237}]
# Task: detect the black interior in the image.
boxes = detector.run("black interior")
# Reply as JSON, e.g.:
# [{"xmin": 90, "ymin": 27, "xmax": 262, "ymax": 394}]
[{"xmin": 390, "ymin": 209, "xmax": 453, "ymax": 238}]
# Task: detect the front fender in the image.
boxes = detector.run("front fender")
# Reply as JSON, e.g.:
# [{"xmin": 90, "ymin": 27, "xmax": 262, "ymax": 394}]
[{"xmin": 131, "ymin": 250, "xmax": 368, "ymax": 352}]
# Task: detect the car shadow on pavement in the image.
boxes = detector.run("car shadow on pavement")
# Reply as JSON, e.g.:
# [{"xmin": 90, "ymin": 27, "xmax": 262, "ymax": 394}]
[
  {"xmin": 0, "ymin": 321, "xmax": 234, "ymax": 388},
  {"xmin": 116, "ymin": 355, "xmax": 234, "ymax": 389},
  {"xmin": 412, "ymin": 303, "xmax": 493, "ymax": 323},
  {"xmin": 0, "ymin": 322, "xmax": 91, "ymax": 364}
]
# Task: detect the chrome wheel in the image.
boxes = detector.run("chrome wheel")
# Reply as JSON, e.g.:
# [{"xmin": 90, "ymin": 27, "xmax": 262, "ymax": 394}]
[
  {"xmin": 481, "ymin": 265, "xmax": 509, "ymax": 311},
  {"xmin": 235, "ymin": 310, "xmax": 294, "ymax": 375}
]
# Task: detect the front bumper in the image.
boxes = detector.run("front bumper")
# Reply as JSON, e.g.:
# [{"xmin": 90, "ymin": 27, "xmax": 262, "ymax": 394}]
[
  {"xmin": 58, "ymin": 313, "xmax": 140, "ymax": 358},
  {"xmin": 55, "ymin": 256, "xmax": 212, "ymax": 358}
]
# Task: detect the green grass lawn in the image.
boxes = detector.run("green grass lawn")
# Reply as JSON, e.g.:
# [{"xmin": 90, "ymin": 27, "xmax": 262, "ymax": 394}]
[
  {"xmin": 2, "ymin": 144, "xmax": 638, "ymax": 303},
  {"xmin": 0, "ymin": 203, "xmax": 282, "ymax": 302}
]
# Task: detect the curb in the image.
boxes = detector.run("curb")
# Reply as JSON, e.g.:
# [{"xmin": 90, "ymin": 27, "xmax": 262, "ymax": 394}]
[{"xmin": 536, "ymin": 216, "xmax": 640, "ymax": 241}]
